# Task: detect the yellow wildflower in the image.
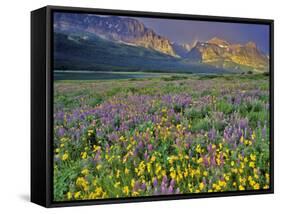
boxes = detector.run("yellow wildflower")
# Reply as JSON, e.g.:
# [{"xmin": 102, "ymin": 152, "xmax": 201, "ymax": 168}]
[
  {"xmin": 81, "ymin": 152, "xmax": 87, "ymax": 159},
  {"xmin": 131, "ymin": 179, "xmax": 135, "ymax": 188},
  {"xmin": 197, "ymin": 157, "xmax": 203, "ymax": 164},
  {"xmin": 251, "ymin": 132, "xmax": 256, "ymax": 140},
  {"xmin": 125, "ymin": 168, "xmax": 129, "ymax": 175},
  {"xmin": 250, "ymin": 153, "xmax": 256, "ymax": 161},
  {"xmin": 132, "ymin": 191, "xmax": 139, "ymax": 196},
  {"xmin": 213, "ymin": 183, "xmax": 221, "ymax": 191},
  {"xmin": 239, "ymin": 185, "xmax": 245, "ymax": 191},
  {"xmin": 114, "ymin": 182, "xmax": 120, "ymax": 188},
  {"xmin": 170, "ymin": 170, "xmax": 176, "ymax": 180},
  {"xmin": 249, "ymin": 179, "xmax": 256, "ymax": 187},
  {"xmin": 87, "ymin": 129, "xmax": 94, "ymax": 136},
  {"xmin": 253, "ymin": 183, "xmax": 260, "ymax": 190},
  {"xmin": 240, "ymin": 136, "xmax": 244, "ymax": 143},
  {"xmin": 199, "ymin": 182, "xmax": 204, "ymax": 191},
  {"xmin": 225, "ymin": 175, "xmax": 230, "ymax": 181},
  {"xmin": 74, "ymin": 191, "xmax": 81, "ymax": 199},
  {"xmin": 116, "ymin": 169, "xmax": 120, "ymax": 178},
  {"xmin": 123, "ymin": 186, "xmax": 129, "ymax": 196},
  {"xmin": 176, "ymin": 124, "xmax": 182, "ymax": 129},
  {"xmin": 81, "ymin": 168, "xmax": 89, "ymax": 176},
  {"xmin": 67, "ymin": 192, "xmax": 72, "ymax": 200},
  {"xmin": 93, "ymin": 145, "xmax": 101, "ymax": 152},
  {"xmin": 196, "ymin": 144, "xmax": 201, "ymax": 153},
  {"xmin": 76, "ymin": 177, "xmax": 89, "ymax": 191},
  {"xmin": 265, "ymin": 173, "xmax": 270, "ymax": 182},
  {"xmin": 119, "ymin": 136, "xmax": 125, "ymax": 141},
  {"xmin": 62, "ymin": 153, "xmax": 69, "ymax": 161},
  {"xmin": 96, "ymin": 164, "xmax": 102, "ymax": 170},
  {"xmin": 218, "ymin": 180, "xmax": 226, "ymax": 188},
  {"xmin": 150, "ymin": 155, "xmax": 156, "ymax": 162},
  {"xmin": 249, "ymin": 161, "xmax": 255, "ymax": 168}
]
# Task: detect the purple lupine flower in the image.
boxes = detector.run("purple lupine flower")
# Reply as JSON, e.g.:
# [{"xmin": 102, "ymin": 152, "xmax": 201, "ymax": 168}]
[
  {"xmin": 162, "ymin": 175, "xmax": 168, "ymax": 184},
  {"xmin": 207, "ymin": 144, "xmax": 212, "ymax": 153},
  {"xmin": 203, "ymin": 155, "xmax": 209, "ymax": 167},
  {"xmin": 208, "ymin": 128, "xmax": 216, "ymax": 141},
  {"xmin": 138, "ymin": 141, "xmax": 144, "ymax": 149},
  {"xmin": 147, "ymin": 144, "xmax": 153, "ymax": 151},
  {"xmin": 141, "ymin": 183, "xmax": 146, "ymax": 191},
  {"xmin": 133, "ymin": 148, "xmax": 138, "ymax": 157},
  {"xmin": 144, "ymin": 151, "xmax": 148, "ymax": 161},
  {"xmin": 170, "ymin": 179, "xmax": 175, "ymax": 188},
  {"xmin": 167, "ymin": 185, "xmax": 174, "ymax": 194},
  {"xmin": 153, "ymin": 178, "xmax": 158, "ymax": 188},
  {"xmin": 161, "ymin": 186, "xmax": 166, "ymax": 194},
  {"xmin": 239, "ymin": 118, "xmax": 248, "ymax": 130},
  {"xmin": 210, "ymin": 155, "xmax": 216, "ymax": 167},
  {"xmin": 57, "ymin": 127, "xmax": 65, "ymax": 137}
]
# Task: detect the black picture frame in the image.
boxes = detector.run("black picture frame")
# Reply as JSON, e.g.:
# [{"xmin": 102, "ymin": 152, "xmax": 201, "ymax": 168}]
[{"xmin": 31, "ymin": 5, "xmax": 274, "ymax": 208}]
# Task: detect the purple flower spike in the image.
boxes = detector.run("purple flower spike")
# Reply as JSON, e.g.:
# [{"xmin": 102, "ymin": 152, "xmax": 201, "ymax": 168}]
[
  {"xmin": 208, "ymin": 128, "xmax": 216, "ymax": 141},
  {"xmin": 167, "ymin": 185, "xmax": 174, "ymax": 194},
  {"xmin": 162, "ymin": 175, "xmax": 168, "ymax": 184},
  {"xmin": 58, "ymin": 127, "xmax": 65, "ymax": 137},
  {"xmin": 138, "ymin": 141, "xmax": 144, "ymax": 149},
  {"xmin": 161, "ymin": 186, "xmax": 166, "ymax": 194},
  {"xmin": 144, "ymin": 151, "xmax": 148, "ymax": 161},
  {"xmin": 210, "ymin": 156, "xmax": 216, "ymax": 167},
  {"xmin": 239, "ymin": 119, "xmax": 248, "ymax": 130},
  {"xmin": 141, "ymin": 183, "xmax": 146, "ymax": 191},
  {"xmin": 170, "ymin": 179, "xmax": 175, "ymax": 188},
  {"xmin": 147, "ymin": 144, "xmax": 153, "ymax": 151},
  {"xmin": 207, "ymin": 144, "xmax": 213, "ymax": 153},
  {"xmin": 153, "ymin": 178, "xmax": 158, "ymax": 187},
  {"xmin": 203, "ymin": 155, "xmax": 209, "ymax": 167}
]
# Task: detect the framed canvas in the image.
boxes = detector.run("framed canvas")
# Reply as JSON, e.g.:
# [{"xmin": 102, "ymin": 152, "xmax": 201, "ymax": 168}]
[{"xmin": 31, "ymin": 5, "xmax": 274, "ymax": 207}]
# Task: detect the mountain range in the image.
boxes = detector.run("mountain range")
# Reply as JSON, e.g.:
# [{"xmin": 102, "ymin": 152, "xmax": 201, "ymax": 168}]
[{"xmin": 53, "ymin": 13, "xmax": 269, "ymax": 73}]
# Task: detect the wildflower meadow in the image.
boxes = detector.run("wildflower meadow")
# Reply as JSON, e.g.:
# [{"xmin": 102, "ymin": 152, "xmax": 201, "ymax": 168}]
[{"xmin": 53, "ymin": 74, "xmax": 270, "ymax": 201}]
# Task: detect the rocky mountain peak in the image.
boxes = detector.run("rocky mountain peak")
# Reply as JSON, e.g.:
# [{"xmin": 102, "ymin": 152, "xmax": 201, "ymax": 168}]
[
  {"xmin": 186, "ymin": 37, "xmax": 268, "ymax": 72},
  {"xmin": 207, "ymin": 37, "xmax": 230, "ymax": 47},
  {"xmin": 245, "ymin": 41, "xmax": 257, "ymax": 49},
  {"xmin": 54, "ymin": 13, "xmax": 177, "ymax": 57}
]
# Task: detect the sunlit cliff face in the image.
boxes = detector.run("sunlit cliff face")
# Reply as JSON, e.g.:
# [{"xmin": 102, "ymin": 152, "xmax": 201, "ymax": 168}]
[{"xmin": 190, "ymin": 37, "xmax": 268, "ymax": 72}]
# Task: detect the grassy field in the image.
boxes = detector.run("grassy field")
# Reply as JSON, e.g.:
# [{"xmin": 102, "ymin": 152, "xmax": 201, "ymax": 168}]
[{"xmin": 53, "ymin": 73, "xmax": 270, "ymax": 201}]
